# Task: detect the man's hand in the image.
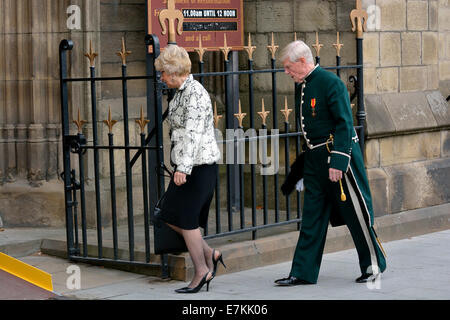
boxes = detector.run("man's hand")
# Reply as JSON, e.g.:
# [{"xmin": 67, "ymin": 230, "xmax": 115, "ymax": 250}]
[
  {"xmin": 329, "ymin": 168, "xmax": 342, "ymax": 182},
  {"xmin": 174, "ymin": 171, "xmax": 187, "ymax": 186}
]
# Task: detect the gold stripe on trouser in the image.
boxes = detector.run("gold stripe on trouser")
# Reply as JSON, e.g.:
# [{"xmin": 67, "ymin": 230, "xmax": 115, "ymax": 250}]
[{"xmin": 345, "ymin": 169, "xmax": 379, "ymax": 276}]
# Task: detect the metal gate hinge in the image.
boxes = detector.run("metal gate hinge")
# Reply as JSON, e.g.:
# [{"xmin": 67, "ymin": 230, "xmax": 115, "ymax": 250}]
[{"xmin": 64, "ymin": 134, "xmax": 87, "ymax": 154}]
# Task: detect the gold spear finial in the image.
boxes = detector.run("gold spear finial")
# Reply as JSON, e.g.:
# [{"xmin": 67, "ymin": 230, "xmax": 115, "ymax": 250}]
[
  {"xmin": 280, "ymin": 96, "xmax": 293, "ymax": 123},
  {"xmin": 73, "ymin": 109, "xmax": 87, "ymax": 133},
  {"xmin": 312, "ymin": 32, "xmax": 323, "ymax": 58},
  {"xmin": 234, "ymin": 100, "xmax": 247, "ymax": 128},
  {"xmin": 244, "ymin": 33, "xmax": 256, "ymax": 60},
  {"xmin": 267, "ymin": 32, "xmax": 279, "ymax": 60},
  {"xmin": 103, "ymin": 106, "xmax": 118, "ymax": 134},
  {"xmin": 213, "ymin": 102, "xmax": 223, "ymax": 129},
  {"xmin": 220, "ymin": 34, "xmax": 232, "ymax": 61},
  {"xmin": 194, "ymin": 35, "xmax": 207, "ymax": 63},
  {"xmin": 258, "ymin": 98, "xmax": 270, "ymax": 126},
  {"xmin": 158, "ymin": 0, "xmax": 184, "ymax": 44},
  {"xmin": 84, "ymin": 40, "xmax": 98, "ymax": 67},
  {"xmin": 135, "ymin": 106, "xmax": 150, "ymax": 134},
  {"xmin": 350, "ymin": 0, "xmax": 368, "ymax": 39},
  {"xmin": 116, "ymin": 37, "xmax": 132, "ymax": 65},
  {"xmin": 333, "ymin": 32, "xmax": 344, "ymax": 57}
]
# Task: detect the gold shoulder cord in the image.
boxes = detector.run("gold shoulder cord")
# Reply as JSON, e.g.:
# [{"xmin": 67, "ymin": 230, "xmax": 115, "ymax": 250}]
[{"xmin": 326, "ymin": 134, "xmax": 346, "ymax": 202}]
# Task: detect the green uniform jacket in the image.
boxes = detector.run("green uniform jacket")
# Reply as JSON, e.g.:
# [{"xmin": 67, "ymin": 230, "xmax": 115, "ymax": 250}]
[{"xmin": 281, "ymin": 66, "xmax": 375, "ymax": 228}]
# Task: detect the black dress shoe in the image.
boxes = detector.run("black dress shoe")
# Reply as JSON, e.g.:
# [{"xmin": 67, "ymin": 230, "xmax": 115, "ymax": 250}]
[
  {"xmin": 175, "ymin": 272, "xmax": 213, "ymax": 293},
  {"xmin": 274, "ymin": 276, "xmax": 312, "ymax": 286},
  {"xmin": 355, "ymin": 273, "xmax": 373, "ymax": 283}
]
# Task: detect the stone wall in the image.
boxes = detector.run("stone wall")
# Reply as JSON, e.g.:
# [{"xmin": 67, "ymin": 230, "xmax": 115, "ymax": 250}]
[
  {"xmin": 362, "ymin": 0, "xmax": 450, "ymax": 216},
  {"xmin": 0, "ymin": 0, "xmax": 448, "ymax": 227},
  {"xmin": 0, "ymin": 0, "xmax": 149, "ymax": 227},
  {"xmin": 0, "ymin": 0, "xmax": 73, "ymax": 186},
  {"xmin": 0, "ymin": 0, "xmax": 76, "ymax": 226}
]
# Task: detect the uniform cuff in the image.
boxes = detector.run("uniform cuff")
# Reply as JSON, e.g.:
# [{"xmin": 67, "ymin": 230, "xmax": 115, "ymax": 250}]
[{"xmin": 330, "ymin": 151, "xmax": 351, "ymax": 172}]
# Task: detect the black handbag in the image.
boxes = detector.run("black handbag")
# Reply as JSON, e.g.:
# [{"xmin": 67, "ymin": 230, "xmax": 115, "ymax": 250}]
[
  {"xmin": 153, "ymin": 191, "xmax": 166, "ymax": 228},
  {"xmin": 153, "ymin": 164, "xmax": 188, "ymax": 255}
]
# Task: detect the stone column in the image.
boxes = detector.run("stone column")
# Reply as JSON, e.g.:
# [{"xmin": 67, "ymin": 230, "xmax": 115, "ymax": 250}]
[
  {"xmin": 0, "ymin": 0, "xmax": 102, "ymax": 187},
  {"xmin": 0, "ymin": 0, "xmax": 4, "ymax": 184}
]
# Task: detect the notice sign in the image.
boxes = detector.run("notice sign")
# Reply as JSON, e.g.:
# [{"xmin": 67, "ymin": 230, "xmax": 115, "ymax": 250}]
[{"xmin": 148, "ymin": 0, "xmax": 244, "ymax": 51}]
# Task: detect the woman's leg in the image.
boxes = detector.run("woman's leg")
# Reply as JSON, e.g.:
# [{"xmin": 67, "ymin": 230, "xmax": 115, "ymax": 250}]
[
  {"xmin": 166, "ymin": 223, "xmax": 216, "ymax": 273},
  {"xmin": 202, "ymin": 240, "xmax": 214, "ymax": 271},
  {"xmin": 181, "ymin": 228, "xmax": 212, "ymax": 287},
  {"xmin": 166, "ymin": 223, "xmax": 212, "ymax": 287}
]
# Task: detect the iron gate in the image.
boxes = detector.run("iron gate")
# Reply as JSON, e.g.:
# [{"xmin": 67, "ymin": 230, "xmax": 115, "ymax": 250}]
[
  {"xmin": 59, "ymin": 36, "xmax": 167, "ymax": 273},
  {"xmin": 59, "ymin": 30, "xmax": 366, "ymax": 276}
]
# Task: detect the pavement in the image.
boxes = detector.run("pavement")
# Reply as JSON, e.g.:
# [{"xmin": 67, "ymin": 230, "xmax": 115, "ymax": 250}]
[
  {"xmin": 0, "ymin": 269, "xmax": 57, "ymax": 300},
  {"xmin": 1, "ymin": 227, "xmax": 450, "ymax": 301}
]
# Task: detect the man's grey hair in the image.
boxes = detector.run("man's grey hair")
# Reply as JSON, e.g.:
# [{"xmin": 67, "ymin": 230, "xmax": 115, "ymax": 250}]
[{"xmin": 280, "ymin": 40, "xmax": 314, "ymax": 65}]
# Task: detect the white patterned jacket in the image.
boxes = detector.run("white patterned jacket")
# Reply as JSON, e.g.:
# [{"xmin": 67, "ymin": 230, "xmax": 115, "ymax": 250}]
[{"xmin": 168, "ymin": 75, "xmax": 221, "ymax": 175}]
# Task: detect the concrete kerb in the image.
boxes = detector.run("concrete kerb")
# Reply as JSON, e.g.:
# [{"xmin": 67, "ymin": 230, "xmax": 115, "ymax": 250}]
[{"xmin": 0, "ymin": 239, "xmax": 43, "ymax": 258}]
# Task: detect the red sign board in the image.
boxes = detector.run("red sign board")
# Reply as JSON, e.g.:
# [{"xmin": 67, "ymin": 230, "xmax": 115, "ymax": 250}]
[{"xmin": 148, "ymin": 0, "xmax": 244, "ymax": 51}]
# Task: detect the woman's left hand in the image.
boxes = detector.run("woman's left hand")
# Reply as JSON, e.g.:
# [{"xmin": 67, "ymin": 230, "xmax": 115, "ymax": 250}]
[{"xmin": 174, "ymin": 171, "xmax": 187, "ymax": 186}]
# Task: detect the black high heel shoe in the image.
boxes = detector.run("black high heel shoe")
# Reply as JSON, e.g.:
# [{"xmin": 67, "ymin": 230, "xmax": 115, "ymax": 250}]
[
  {"xmin": 175, "ymin": 272, "xmax": 213, "ymax": 294},
  {"xmin": 212, "ymin": 249, "xmax": 226, "ymax": 277}
]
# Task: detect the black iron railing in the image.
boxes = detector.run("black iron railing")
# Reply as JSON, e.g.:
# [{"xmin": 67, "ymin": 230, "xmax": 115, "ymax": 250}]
[{"xmin": 59, "ymin": 31, "xmax": 365, "ymax": 277}]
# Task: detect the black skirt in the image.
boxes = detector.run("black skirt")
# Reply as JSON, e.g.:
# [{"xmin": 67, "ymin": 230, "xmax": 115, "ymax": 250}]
[{"xmin": 158, "ymin": 163, "xmax": 217, "ymax": 230}]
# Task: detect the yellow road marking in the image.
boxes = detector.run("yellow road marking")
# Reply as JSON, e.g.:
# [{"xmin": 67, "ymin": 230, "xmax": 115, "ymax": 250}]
[{"xmin": 0, "ymin": 252, "xmax": 53, "ymax": 292}]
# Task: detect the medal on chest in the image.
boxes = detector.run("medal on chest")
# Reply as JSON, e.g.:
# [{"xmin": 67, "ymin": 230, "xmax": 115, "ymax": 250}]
[{"xmin": 311, "ymin": 98, "xmax": 317, "ymax": 117}]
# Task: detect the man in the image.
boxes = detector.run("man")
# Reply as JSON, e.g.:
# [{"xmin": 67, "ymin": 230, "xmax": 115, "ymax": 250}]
[{"xmin": 275, "ymin": 41, "xmax": 387, "ymax": 286}]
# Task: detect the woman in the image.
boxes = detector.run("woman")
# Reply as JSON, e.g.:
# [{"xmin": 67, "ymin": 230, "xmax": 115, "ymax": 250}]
[{"xmin": 154, "ymin": 45, "xmax": 225, "ymax": 293}]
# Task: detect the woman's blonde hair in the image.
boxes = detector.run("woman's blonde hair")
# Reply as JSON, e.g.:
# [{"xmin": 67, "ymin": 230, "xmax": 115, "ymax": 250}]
[{"xmin": 154, "ymin": 44, "xmax": 192, "ymax": 76}]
